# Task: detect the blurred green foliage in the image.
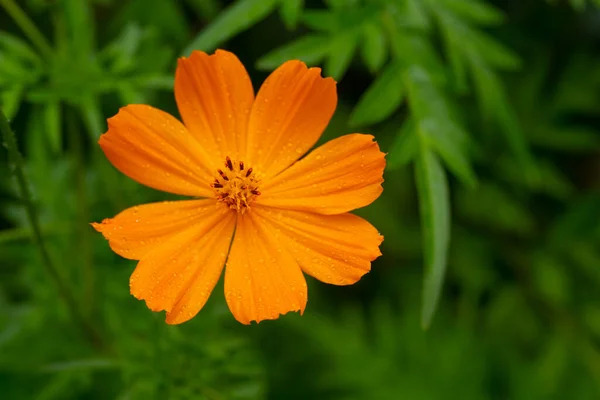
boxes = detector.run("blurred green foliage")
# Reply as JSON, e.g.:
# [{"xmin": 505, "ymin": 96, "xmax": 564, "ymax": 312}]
[{"xmin": 1, "ymin": 0, "xmax": 600, "ymax": 398}]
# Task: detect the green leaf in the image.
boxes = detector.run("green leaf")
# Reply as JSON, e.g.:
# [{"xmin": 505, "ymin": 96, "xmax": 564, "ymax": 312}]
[
  {"xmin": 184, "ymin": 0, "xmax": 221, "ymax": 21},
  {"xmin": 100, "ymin": 23, "xmax": 144, "ymax": 74},
  {"xmin": 184, "ymin": 0, "xmax": 279, "ymax": 54},
  {"xmin": 0, "ymin": 51, "xmax": 37, "ymax": 83},
  {"xmin": 279, "ymin": 0, "xmax": 304, "ymax": 29},
  {"xmin": 44, "ymin": 102, "xmax": 62, "ymax": 154},
  {"xmin": 439, "ymin": 0, "xmax": 505, "ymax": 25},
  {"xmin": 387, "ymin": 118, "xmax": 418, "ymax": 169},
  {"xmin": 0, "ymin": 31, "xmax": 42, "ymax": 65},
  {"xmin": 324, "ymin": 0, "xmax": 358, "ymax": 10},
  {"xmin": 349, "ymin": 61, "xmax": 404, "ymax": 127},
  {"xmin": 529, "ymin": 126, "xmax": 600, "ymax": 152},
  {"xmin": 256, "ymin": 35, "xmax": 330, "ymax": 70},
  {"xmin": 361, "ymin": 22, "xmax": 387, "ymax": 73},
  {"xmin": 63, "ymin": 0, "xmax": 95, "ymax": 55},
  {"xmin": 1, "ymin": 85, "xmax": 24, "ymax": 120},
  {"xmin": 547, "ymin": 193, "xmax": 600, "ymax": 247},
  {"xmin": 386, "ymin": 0, "xmax": 430, "ymax": 30},
  {"xmin": 436, "ymin": 17, "xmax": 469, "ymax": 92},
  {"xmin": 113, "ymin": 0, "xmax": 189, "ymax": 44},
  {"xmin": 415, "ymin": 143, "xmax": 450, "ymax": 329},
  {"xmin": 41, "ymin": 358, "xmax": 118, "ymax": 372},
  {"xmin": 404, "ymin": 66, "xmax": 451, "ymax": 122},
  {"xmin": 404, "ymin": 0, "xmax": 431, "ymax": 29},
  {"xmin": 325, "ymin": 33, "xmax": 357, "ymax": 80},
  {"xmin": 497, "ymin": 156, "xmax": 573, "ymax": 199},
  {"xmin": 420, "ymin": 119, "xmax": 477, "ymax": 188},
  {"xmin": 470, "ymin": 30, "xmax": 521, "ymax": 70},
  {"xmin": 78, "ymin": 96, "xmax": 104, "ymax": 139},
  {"xmin": 471, "ymin": 62, "xmax": 535, "ymax": 175},
  {"xmin": 301, "ymin": 10, "xmax": 338, "ymax": 32},
  {"xmin": 456, "ymin": 182, "xmax": 536, "ymax": 235},
  {"xmin": 389, "ymin": 35, "xmax": 446, "ymax": 85},
  {"xmin": 435, "ymin": 11, "xmax": 520, "ymax": 71}
]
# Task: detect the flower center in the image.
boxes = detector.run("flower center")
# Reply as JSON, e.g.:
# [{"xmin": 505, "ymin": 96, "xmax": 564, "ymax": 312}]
[{"xmin": 211, "ymin": 156, "xmax": 260, "ymax": 213}]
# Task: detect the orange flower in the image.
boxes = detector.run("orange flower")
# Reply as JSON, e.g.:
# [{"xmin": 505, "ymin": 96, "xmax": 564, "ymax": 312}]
[{"xmin": 92, "ymin": 50, "xmax": 385, "ymax": 325}]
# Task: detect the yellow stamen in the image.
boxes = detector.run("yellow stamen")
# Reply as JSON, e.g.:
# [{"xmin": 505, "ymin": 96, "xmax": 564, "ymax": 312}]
[{"xmin": 212, "ymin": 156, "xmax": 260, "ymax": 213}]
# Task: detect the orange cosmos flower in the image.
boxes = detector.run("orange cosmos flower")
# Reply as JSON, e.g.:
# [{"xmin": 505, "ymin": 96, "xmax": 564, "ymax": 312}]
[{"xmin": 92, "ymin": 50, "xmax": 385, "ymax": 325}]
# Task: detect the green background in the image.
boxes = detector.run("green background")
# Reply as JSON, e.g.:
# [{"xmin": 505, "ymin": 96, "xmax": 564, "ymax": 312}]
[{"xmin": 1, "ymin": 0, "xmax": 600, "ymax": 398}]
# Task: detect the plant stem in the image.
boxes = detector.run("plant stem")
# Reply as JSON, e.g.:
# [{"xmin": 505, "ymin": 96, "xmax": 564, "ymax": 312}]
[
  {"xmin": 0, "ymin": 225, "xmax": 66, "ymax": 244},
  {"xmin": 67, "ymin": 109, "xmax": 94, "ymax": 318},
  {"xmin": 0, "ymin": 109, "xmax": 104, "ymax": 349},
  {"xmin": 0, "ymin": 0, "xmax": 53, "ymax": 58}
]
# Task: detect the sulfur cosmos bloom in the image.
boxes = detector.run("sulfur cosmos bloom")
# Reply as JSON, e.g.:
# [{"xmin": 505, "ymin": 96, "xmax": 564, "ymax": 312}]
[{"xmin": 92, "ymin": 50, "xmax": 385, "ymax": 325}]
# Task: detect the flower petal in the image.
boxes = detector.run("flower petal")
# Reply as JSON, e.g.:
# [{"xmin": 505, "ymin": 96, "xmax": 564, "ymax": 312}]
[
  {"xmin": 258, "ymin": 134, "xmax": 385, "ymax": 214},
  {"xmin": 246, "ymin": 60, "xmax": 337, "ymax": 178},
  {"xmin": 175, "ymin": 50, "xmax": 254, "ymax": 162},
  {"xmin": 254, "ymin": 206, "xmax": 383, "ymax": 285},
  {"xmin": 224, "ymin": 212, "xmax": 307, "ymax": 324},
  {"xmin": 99, "ymin": 104, "xmax": 214, "ymax": 197},
  {"xmin": 92, "ymin": 199, "xmax": 220, "ymax": 260},
  {"xmin": 129, "ymin": 203, "xmax": 236, "ymax": 324}
]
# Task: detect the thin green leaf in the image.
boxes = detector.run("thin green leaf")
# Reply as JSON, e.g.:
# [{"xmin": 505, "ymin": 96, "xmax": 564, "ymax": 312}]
[
  {"xmin": 436, "ymin": 17, "xmax": 469, "ymax": 92},
  {"xmin": 361, "ymin": 22, "xmax": 387, "ymax": 73},
  {"xmin": 388, "ymin": 35, "xmax": 446, "ymax": 85},
  {"xmin": 0, "ymin": 31, "xmax": 42, "ymax": 65},
  {"xmin": 529, "ymin": 126, "xmax": 600, "ymax": 152},
  {"xmin": 387, "ymin": 118, "xmax": 418, "ymax": 169},
  {"xmin": 471, "ymin": 62, "xmax": 535, "ymax": 176},
  {"xmin": 497, "ymin": 156, "xmax": 573, "ymax": 199},
  {"xmin": 100, "ymin": 23, "xmax": 143, "ymax": 74},
  {"xmin": 63, "ymin": 0, "xmax": 95, "ymax": 55},
  {"xmin": 78, "ymin": 96, "xmax": 104, "ymax": 140},
  {"xmin": 0, "ymin": 85, "xmax": 24, "ymax": 119},
  {"xmin": 349, "ymin": 61, "xmax": 404, "ymax": 127},
  {"xmin": 386, "ymin": 0, "xmax": 430, "ymax": 29},
  {"xmin": 435, "ymin": 11, "xmax": 520, "ymax": 71},
  {"xmin": 184, "ymin": 0, "xmax": 279, "ymax": 54},
  {"xmin": 44, "ymin": 102, "xmax": 62, "ymax": 154},
  {"xmin": 301, "ymin": 10, "xmax": 338, "ymax": 32},
  {"xmin": 133, "ymin": 75, "xmax": 174, "ymax": 90},
  {"xmin": 0, "ymin": 51, "xmax": 36, "ymax": 83},
  {"xmin": 420, "ymin": 119, "xmax": 477, "ymax": 188},
  {"xmin": 456, "ymin": 182, "xmax": 536, "ymax": 235},
  {"xmin": 279, "ymin": 0, "xmax": 304, "ymax": 30},
  {"xmin": 185, "ymin": 0, "xmax": 221, "ymax": 20},
  {"xmin": 325, "ymin": 33, "xmax": 357, "ymax": 80},
  {"xmin": 439, "ymin": 0, "xmax": 505, "ymax": 25},
  {"xmin": 118, "ymin": 83, "xmax": 144, "ymax": 105},
  {"xmin": 547, "ymin": 193, "xmax": 600, "ymax": 247},
  {"xmin": 404, "ymin": 66, "xmax": 451, "ymax": 122},
  {"xmin": 403, "ymin": 0, "xmax": 431, "ymax": 29},
  {"xmin": 324, "ymin": 0, "xmax": 358, "ymax": 10},
  {"xmin": 470, "ymin": 30, "xmax": 521, "ymax": 70},
  {"xmin": 113, "ymin": 0, "xmax": 189, "ymax": 44},
  {"xmin": 256, "ymin": 35, "xmax": 330, "ymax": 70},
  {"xmin": 41, "ymin": 358, "xmax": 119, "ymax": 372},
  {"xmin": 415, "ymin": 143, "xmax": 450, "ymax": 329}
]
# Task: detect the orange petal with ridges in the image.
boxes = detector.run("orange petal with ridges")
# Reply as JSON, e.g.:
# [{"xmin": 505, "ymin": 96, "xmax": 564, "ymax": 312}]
[
  {"xmin": 99, "ymin": 104, "xmax": 214, "ymax": 197},
  {"xmin": 130, "ymin": 204, "xmax": 235, "ymax": 323},
  {"xmin": 175, "ymin": 50, "xmax": 254, "ymax": 162},
  {"xmin": 224, "ymin": 212, "xmax": 307, "ymax": 324},
  {"xmin": 258, "ymin": 134, "xmax": 385, "ymax": 214},
  {"xmin": 91, "ymin": 199, "xmax": 221, "ymax": 260},
  {"xmin": 254, "ymin": 206, "xmax": 383, "ymax": 285},
  {"xmin": 246, "ymin": 60, "xmax": 337, "ymax": 178}
]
